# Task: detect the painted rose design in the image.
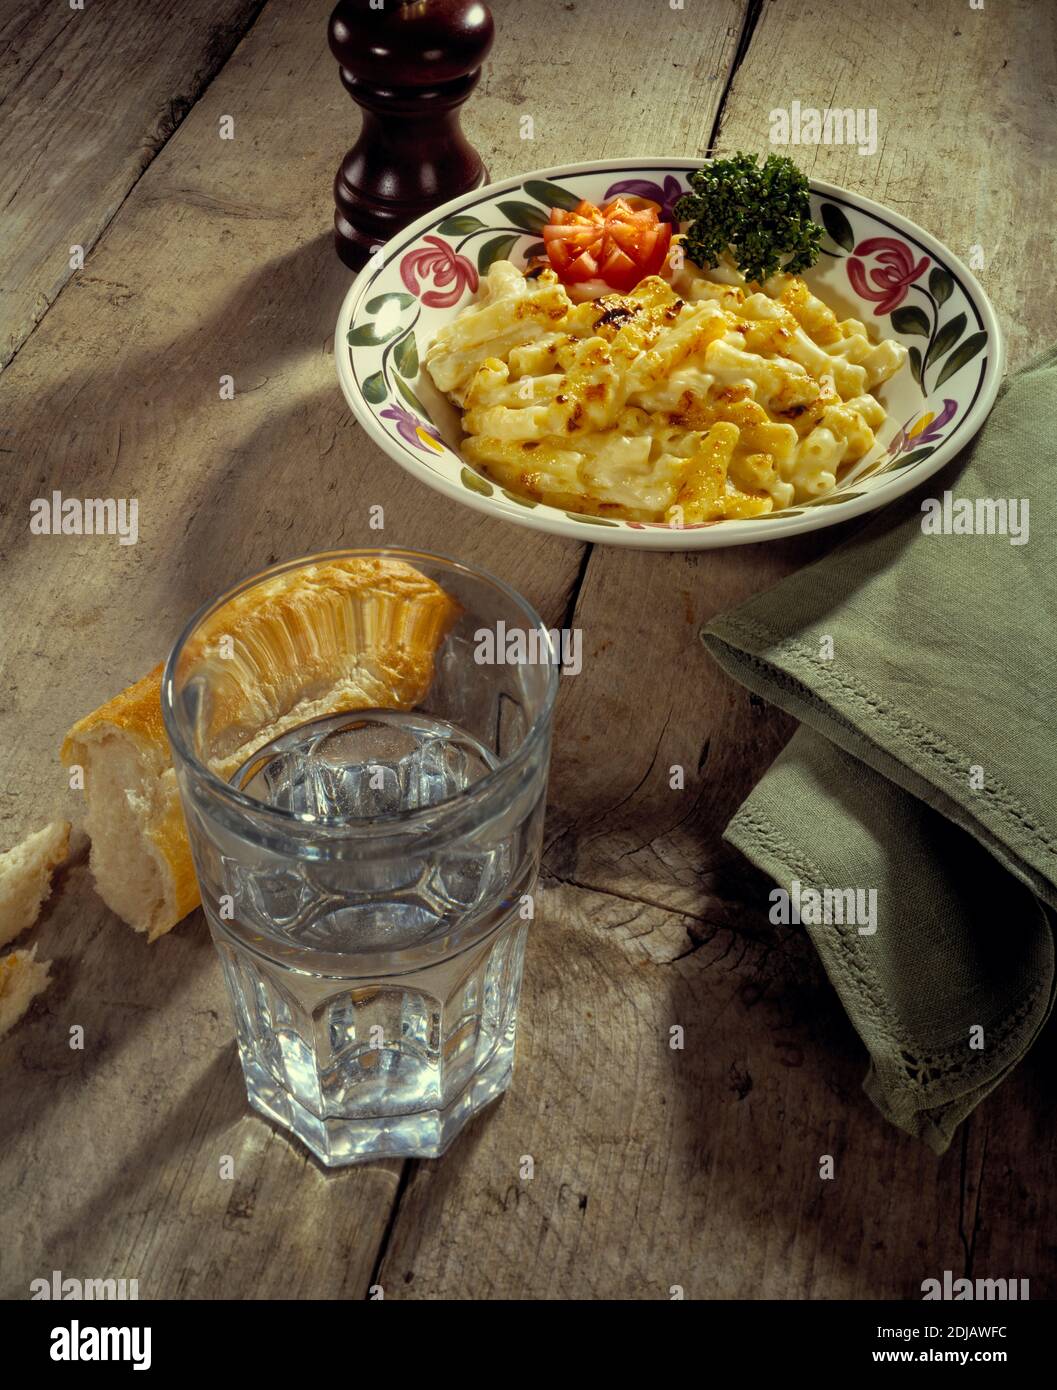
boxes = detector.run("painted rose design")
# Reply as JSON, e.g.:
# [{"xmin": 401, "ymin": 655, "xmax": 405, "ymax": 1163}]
[
  {"xmin": 847, "ymin": 237, "xmax": 930, "ymax": 314},
  {"xmin": 381, "ymin": 401, "xmax": 444, "ymax": 453},
  {"xmin": 400, "ymin": 236, "xmax": 479, "ymax": 308}
]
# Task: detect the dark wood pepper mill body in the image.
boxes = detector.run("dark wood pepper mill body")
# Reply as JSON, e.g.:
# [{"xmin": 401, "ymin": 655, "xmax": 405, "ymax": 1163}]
[{"xmin": 329, "ymin": 0, "xmax": 495, "ymax": 270}]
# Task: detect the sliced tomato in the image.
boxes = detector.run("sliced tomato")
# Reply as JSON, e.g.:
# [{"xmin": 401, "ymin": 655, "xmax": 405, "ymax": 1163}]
[
  {"xmin": 611, "ymin": 195, "xmax": 663, "ymax": 215},
  {"xmin": 598, "ymin": 245, "xmax": 640, "ymax": 292},
  {"xmin": 542, "ymin": 238, "xmax": 601, "ymax": 284},
  {"xmin": 541, "ymin": 198, "xmax": 673, "ymax": 299}
]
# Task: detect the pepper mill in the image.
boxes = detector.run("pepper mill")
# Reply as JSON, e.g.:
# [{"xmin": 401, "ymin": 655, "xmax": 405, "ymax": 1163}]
[{"xmin": 328, "ymin": 0, "xmax": 495, "ymax": 270}]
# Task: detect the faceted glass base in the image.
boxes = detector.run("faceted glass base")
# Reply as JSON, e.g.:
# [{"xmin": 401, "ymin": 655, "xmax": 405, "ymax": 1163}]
[
  {"xmin": 240, "ymin": 1033, "xmax": 515, "ymax": 1164},
  {"xmin": 211, "ymin": 908, "xmax": 529, "ymax": 1166}
]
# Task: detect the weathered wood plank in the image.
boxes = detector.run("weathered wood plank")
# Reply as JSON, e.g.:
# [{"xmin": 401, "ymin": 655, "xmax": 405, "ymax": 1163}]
[
  {"xmin": 2, "ymin": 0, "xmax": 1053, "ymax": 1302},
  {"xmin": 0, "ymin": 0, "xmax": 267, "ymax": 367},
  {"xmin": 548, "ymin": 0, "xmax": 1057, "ymax": 911},
  {"xmin": 0, "ymin": 856, "xmax": 400, "ymax": 1300},
  {"xmin": 381, "ymin": 879, "xmax": 1057, "ymax": 1299},
  {"xmin": 0, "ymin": 0, "xmax": 587, "ymax": 1299},
  {"xmin": 378, "ymin": 0, "xmax": 1057, "ymax": 1297}
]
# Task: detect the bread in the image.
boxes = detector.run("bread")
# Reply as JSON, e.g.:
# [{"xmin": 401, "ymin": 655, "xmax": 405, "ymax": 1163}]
[
  {"xmin": 0, "ymin": 821, "xmax": 71, "ymax": 948},
  {"xmin": 0, "ymin": 945, "xmax": 52, "ymax": 1038},
  {"xmin": 61, "ymin": 666, "xmax": 200, "ymax": 943},
  {"xmin": 175, "ymin": 554, "xmax": 459, "ymax": 778},
  {"xmin": 61, "ymin": 557, "xmax": 459, "ymax": 940}
]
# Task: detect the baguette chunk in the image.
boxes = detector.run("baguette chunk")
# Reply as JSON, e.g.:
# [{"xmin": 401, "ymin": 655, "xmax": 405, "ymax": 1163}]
[{"xmin": 61, "ymin": 557, "xmax": 458, "ymax": 940}]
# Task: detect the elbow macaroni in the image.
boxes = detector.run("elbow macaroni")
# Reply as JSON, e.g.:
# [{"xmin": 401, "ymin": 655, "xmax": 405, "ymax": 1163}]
[{"xmin": 425, "ymin": 250, "xmax": 907, "ymax": 524}]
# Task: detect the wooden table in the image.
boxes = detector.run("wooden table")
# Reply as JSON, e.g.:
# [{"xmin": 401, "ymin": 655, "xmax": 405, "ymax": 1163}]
[{"xmin": 2, "ymin": 0, "xmax": 1054, "ymax": 1300}]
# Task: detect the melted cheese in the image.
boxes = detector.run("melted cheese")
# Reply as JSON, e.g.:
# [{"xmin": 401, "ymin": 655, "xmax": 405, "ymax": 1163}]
[{"xmin": 424, "ymin": 253, "xmax": 907, "ymax": 524}]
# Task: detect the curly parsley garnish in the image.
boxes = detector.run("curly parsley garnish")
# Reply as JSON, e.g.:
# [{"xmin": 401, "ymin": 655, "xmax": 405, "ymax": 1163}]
[{"xmin": 673, "ymin": 153, "xmax": 823, "ymax": 284}]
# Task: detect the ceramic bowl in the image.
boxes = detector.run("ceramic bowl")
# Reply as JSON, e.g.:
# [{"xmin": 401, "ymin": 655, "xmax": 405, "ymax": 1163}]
[{"xmin": 335, "ymin": 158, "xmax": 1003, "ymax": 549}]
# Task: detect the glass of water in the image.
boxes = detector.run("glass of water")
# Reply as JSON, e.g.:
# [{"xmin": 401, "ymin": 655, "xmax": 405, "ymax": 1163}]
[{"xmin": 162, "ymin": 550, "xmax": 558, "ymax": 1165}]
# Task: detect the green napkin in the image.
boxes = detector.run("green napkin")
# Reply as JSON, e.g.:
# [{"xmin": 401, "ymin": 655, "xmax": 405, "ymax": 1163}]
[{"xmin": 702, "ymin": 346, "xmax": 1057, "ymax": 1152}]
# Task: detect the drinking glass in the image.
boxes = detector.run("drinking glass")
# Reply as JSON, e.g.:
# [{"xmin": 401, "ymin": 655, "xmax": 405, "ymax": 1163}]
[{"xmin": 162, "ymin": 549, "xmax": 558, "ymax": 1165}]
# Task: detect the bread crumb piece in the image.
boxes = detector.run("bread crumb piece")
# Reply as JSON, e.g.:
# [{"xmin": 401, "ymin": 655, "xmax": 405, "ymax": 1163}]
[
  {"xmin": 0, "ymin": 946, "xmax": 52, "ymax": 1038},
  {"xmin": 0, "ymin": 821, "xmax": 71, "ymax": 948}
]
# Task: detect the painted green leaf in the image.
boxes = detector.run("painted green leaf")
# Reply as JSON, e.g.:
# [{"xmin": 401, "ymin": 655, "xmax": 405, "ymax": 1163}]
[
  {"xmin": 749, "ymin": 509, "xmax": 804, "ymax": 520},
  {"xmin": 889, "ymin": 305, "xmax": 930, "ymax": 337},
  {"xmin": 565, "ymin": 512, "xmax": 619, "ymax": 526},
  {"xmin": 908, "ymin": 346, "xmax": 924, "ymax": 388},
  {"xmin": 926, "ymin": 311, "xmax": 966, "ymax": 368},
  {"xmin": 437, "ymin": 214, "xmax": 486, "ymax": 234},
  {"xmin": 890, "ymin": 446, "xmax": 936, "ymax": 470},
  {"xmin": 523, "ymin": 179, "xmax": 582, "ymax": 211},
  {"xmin": 364, "ymin": 291, "xmax": 415, "ymax": 314},
  {"xmin": 934, "ymin": 330, "xmax": 988, "ymax": 388},
  {"xmin": 347, "ymin": 321, "xmax": 403, "ymax": 347},
  {"xmin": 929, "ymin": 267, "xmax": 954, "ymax": 305},
  {"xmin": 393, "ymin": 374, "xmax": 425, "ymax": 413},
  {"xmin": 820, "ymin": 202, "xmax": 854, "ymax": 253},
  {"xmin": 498, "ymin": 200, "xmax": 549, "ymax": 233},
  {"xmin": 461, "ymin": 467, "xmax": 493, "ymax": 496},
  {"xmin": 477, "ymin": 233, "xmax": 520, "ymax": 273},
  {"xmin": 521, "ymin": 240, "xmax": 546, "ymax": 263},
  {"xmin": 362, "ymin": 370, "xmax": 387, "ymax": 404},
  {"xmin": 393, "ymin": 331, "xmax": 418, "ymax": 378},
  {"xmin": 502, "ymin": 489, "xmax": 538, "ymax": 508}
]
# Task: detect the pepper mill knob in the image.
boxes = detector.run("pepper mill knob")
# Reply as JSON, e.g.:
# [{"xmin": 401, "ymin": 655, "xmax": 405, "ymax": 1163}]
[{"xmin": 329, "ymin": 0, "xmax": 495, "ymax": 270}]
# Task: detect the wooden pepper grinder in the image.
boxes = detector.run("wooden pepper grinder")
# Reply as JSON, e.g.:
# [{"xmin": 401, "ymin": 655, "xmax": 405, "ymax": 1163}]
[{"xmin": 329, "ymin": 0, "xmax": 495, "ymax": 270}]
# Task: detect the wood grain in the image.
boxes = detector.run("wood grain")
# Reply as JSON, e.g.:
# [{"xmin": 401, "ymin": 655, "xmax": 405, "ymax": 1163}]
[
  {"xmin": 379, "ymin": 879, "xmax": 1027, "ymax": 1300},
  {"xmin": 0, "ymin": 0, "xmax": 266, "ymax": 368},
  {"xmin": 1, "ymin": 0, "xmax": 1054, "ymax": 1301},
  {"xmin": 0, "ymin": 0, "xmax": 582, "ymax": 1300},
  {"xmin": 378, "ymin": 0, "xmax": 1057, "ymax": 1297}
]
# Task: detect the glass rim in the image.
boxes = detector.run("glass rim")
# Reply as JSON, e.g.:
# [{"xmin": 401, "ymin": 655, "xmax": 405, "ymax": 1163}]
[{"xmin": 160, "ymin": 546, "xmax": 561, "ymax": 834}]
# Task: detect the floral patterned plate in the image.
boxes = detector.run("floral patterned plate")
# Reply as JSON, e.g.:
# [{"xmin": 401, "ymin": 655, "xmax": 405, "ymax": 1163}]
[{"xmin": 335, "ymin": 158, "xmax": 1003, "ymax": 549}]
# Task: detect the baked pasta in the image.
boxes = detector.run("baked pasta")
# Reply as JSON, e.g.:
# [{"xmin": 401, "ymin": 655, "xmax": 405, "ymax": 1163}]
[{"xmin": 424, "ymin": 253, "xmax": 907, "ymax": 523}]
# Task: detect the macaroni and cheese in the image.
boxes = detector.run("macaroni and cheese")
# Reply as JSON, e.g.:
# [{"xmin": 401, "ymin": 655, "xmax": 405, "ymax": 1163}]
[{"xmin": 425, "ymin": 253, "xmax": 907, "ymax": 523}]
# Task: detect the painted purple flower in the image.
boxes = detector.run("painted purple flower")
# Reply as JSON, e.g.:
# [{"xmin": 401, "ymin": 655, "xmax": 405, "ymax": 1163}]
[
  {"xmin": 847, "ymin": 237, "xmax": 930, "ymax": 315},
  {"xmin": 400, "ymin": 236, "xmax": 478, "ymax": 308},
  {"xmin": 381, "ymin": 401, "xmax": 444, "ymax": 453},
  {"xmin": 603, "ymin": 175, "xmax": 685, "ymax": 223},
  {"xmin": 887, "ymin": 398, "xmax": 958, "ymax": 459}
]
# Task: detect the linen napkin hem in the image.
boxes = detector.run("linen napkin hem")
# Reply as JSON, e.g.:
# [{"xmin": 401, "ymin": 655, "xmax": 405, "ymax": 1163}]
[
  {"xmin": 724, "ymin": 798, "xmax": 1055, "ymax": 1153},
  {"xmin": 702, "ymin": 616, "xmax": 1057, "ymax": 915}
]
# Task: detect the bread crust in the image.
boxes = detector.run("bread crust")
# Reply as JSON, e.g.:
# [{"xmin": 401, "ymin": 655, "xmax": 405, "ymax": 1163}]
[
  {"xmin": 61, "ymin": 557, "xmax": 459, "ymax": 939},
  {"xmin": 61, "ymin": 666, "xmax": 200, "ymax": 939},
  {"xmin": 179, "ymin": 556, "xmax": 459, "ymax": 774},
  {"xmin": 61, "ymin": 664, "xmax": 169, "ymax": 765}
]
